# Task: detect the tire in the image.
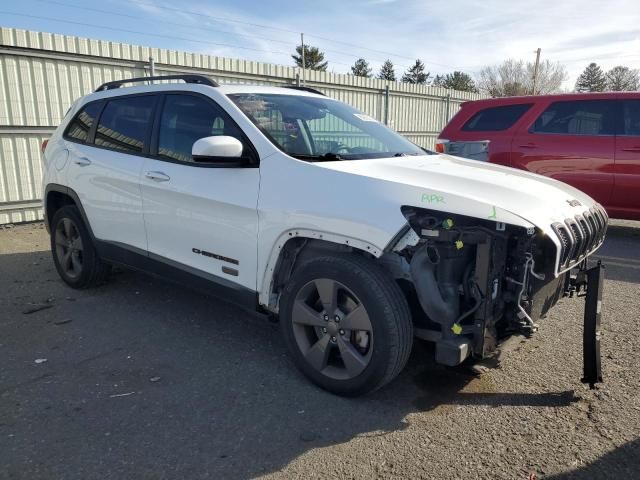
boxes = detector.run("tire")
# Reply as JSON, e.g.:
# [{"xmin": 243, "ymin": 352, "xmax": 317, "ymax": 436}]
[
  {"xmin": 280, "ymin": 253, "xmax": 413, "ymax": 396},
  {"xmin": 50, "ymin": 205, "xmax": 111, "ymax": 288}
]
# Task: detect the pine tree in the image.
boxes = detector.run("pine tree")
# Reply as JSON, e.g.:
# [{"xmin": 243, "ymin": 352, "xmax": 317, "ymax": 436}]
[
  {"xmin": 350, "ymin": 58, "xmax": 372, "ymax": 78},
  {"xmin": 377, "ymin": 60, "xmax": 396, "ymax": 81},
  {"xmin": 575, "ymin": 63, "xmax": 607, "ymax": 92},
  {"xmin": 401, "ymin": 60, "xmax": 430, "ymax": 84},
  {"xmin": 292, "ymin": 44, "xmax": 328, "ymax": 71},
  {"xmin": 606, "ymin": 66, "xmax": 640, "ymax": 91}
]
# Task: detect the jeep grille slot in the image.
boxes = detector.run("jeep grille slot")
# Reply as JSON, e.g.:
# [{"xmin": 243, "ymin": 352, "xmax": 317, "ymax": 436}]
[{"xmin": 554, "ymin": 207, "xmax": 608, "ymax": 271}]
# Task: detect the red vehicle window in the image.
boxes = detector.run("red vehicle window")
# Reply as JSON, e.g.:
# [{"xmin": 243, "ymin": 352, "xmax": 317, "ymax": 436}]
[
  {"xmin": 622, "ymin": 100, "xmax": 640, "ymax": 135},
  {"xmin": 462, "ymin": 103, "xmax": 532, "ymax": 132},
  {"xmin": 531, "ymin": 100, "xmax": 616, "ymax": 136}
]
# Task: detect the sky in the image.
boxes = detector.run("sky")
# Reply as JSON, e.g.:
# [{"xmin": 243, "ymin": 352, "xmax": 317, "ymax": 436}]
[{"xmin": 1, "ymin": 0, "xmax": 639, "ymax": 89}]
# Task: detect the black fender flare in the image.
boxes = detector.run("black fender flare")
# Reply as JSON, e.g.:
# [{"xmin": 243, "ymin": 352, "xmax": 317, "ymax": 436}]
[{"xmin": 43, "ymin": 184, "xmax": 95, "ymax": 241}]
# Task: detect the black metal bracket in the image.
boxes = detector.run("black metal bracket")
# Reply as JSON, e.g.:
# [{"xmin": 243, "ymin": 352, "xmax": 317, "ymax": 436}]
[
  {"xmin": 581, "ymin": 261, "xmax": 604, "ymax": 389},
  {"xmin": 95, "ymin": 75, "xmax": 219, "ymax": 92}
]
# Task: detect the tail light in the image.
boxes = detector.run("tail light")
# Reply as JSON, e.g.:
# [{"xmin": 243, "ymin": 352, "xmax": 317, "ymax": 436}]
[
  {"xmin": 41, "ymin": 139, "xmax": 49, "ymax": 154},
  {"xmin": 435, "ymin": 139, "xmax": 448, "ymax": 154}
]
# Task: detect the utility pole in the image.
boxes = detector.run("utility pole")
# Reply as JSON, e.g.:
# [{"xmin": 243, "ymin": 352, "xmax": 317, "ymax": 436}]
[
  {"xmin": 531, "ymin": 48, "xmax": 541, "ymax": 95},
  {"xmin": 300, "ymin": 32, "xmax": 306, "ymax": 86}
]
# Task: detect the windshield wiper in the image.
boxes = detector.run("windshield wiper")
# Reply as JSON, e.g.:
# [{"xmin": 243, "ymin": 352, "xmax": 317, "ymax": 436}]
[
  {"xmin": 393, "ymin": 152, "xmax": 423, "ymax": 157},
  {"xmin": 291, "ymin": 152, "xmax": 343, "ymax": 162}
]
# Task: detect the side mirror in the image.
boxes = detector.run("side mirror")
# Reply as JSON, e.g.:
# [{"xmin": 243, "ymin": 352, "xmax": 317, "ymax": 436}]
[{"xmin": 192, "ymin": 136, "xmax": 245, "ymax": 163}]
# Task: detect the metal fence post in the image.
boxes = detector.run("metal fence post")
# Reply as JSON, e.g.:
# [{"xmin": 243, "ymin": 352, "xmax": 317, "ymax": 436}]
[
  {"xmin": 384, "ymin": 85, "xmax": 390, "ymax": 126},
  {"xmin": 149, "ymin": 56, "xmax": 155, "ymax": 84},
  {"xmin": 445, "ymin": 93, "xmax": 451, "ymax": 124}
]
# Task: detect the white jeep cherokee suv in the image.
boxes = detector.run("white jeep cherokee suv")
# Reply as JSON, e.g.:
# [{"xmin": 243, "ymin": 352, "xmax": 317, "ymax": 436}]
[{"xmin": 42, "ymin": 75, "xmax": 608, "ymax": 396}]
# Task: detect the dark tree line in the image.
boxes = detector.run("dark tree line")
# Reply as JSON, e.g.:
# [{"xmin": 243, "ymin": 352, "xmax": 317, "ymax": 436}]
[
  {"xmin": 292, "ymin": 44, "xmax": 478, "ymax": 92},
  {"xmin": 575, "ymin": 63, "xmax": 639, "ymax": 92},
  {"xmin": 292, "ymin": 43, "xmax": 639, "ymax": 97}
]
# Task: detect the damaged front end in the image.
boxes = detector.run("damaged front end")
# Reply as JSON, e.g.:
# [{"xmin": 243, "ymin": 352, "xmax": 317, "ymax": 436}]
[{"xmin": 383, "ymin": 206, "xmax": 607, "ymax": 387}]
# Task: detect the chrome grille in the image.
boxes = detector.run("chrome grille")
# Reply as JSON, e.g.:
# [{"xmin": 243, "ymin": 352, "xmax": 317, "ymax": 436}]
[{"xmin": 552, "ymin": 205, "xmax": 609, "ymax": 271}]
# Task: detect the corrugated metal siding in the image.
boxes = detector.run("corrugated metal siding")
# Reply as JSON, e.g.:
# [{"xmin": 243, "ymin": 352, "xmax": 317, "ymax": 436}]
[
  {"xmin": 0, "ymin": 131, "xmax": 49, "ymax": 224},
  {"xmin": 0, "ymin": 27, "xmax": 486, "ymax": 224}
]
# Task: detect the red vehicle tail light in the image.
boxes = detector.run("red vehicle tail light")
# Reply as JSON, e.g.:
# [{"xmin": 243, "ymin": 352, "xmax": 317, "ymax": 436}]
[
  {"xmin": 435, "ymin": 139, "xmax": 448, "ymax": 154},
  {"xmin": 41, "ymin": 139, "xmax": 49, "ymax": 154}
]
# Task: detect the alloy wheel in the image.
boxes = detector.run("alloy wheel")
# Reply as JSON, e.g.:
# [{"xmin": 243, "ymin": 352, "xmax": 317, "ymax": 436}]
[
  {"xmin": 54, "ymin": 217, "xmax": 84, "ymax": 279},
  {"xmin": 291, "ymin": 278, "xmax": 373, "ymax": 380}
]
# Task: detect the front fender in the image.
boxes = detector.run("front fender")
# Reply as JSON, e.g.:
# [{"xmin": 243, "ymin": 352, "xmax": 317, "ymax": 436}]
[{"xmin": 257, "ymin": 228, "xmax": 383, "ymax": 309}]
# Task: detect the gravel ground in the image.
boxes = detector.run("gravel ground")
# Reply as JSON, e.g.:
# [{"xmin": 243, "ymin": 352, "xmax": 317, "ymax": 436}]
[{"xmin": 0, "ymin": 221, "xmax": 639, "ymax": 480}]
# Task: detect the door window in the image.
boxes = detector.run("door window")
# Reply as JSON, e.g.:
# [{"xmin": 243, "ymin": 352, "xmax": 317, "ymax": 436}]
[
  {"xmin": 622, "ymin": 100, "xmax": 640, "ymax": 136},
  {"xmin": 157, "ymin": 94, "xmax": 243, "ymax": 163},
  {"xmin": 64, "ymin": 101, "xmax": 102, "ymax": 143},
  {"xmin": 532, "ymin": 100, "xmax": 616, "ymax": 135},
  {"xmin": 94, "ymin": 96, "xmax": 156, "ymax": 153}
]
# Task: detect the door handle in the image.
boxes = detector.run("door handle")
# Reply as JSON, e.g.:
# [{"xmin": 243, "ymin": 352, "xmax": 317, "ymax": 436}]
[
  {"xmin": 145, "ymin": 171, "xmax": 170, "ymax": 182},
  {"xmin": 622, "ymin": 147, "xmax": 640, "ymax": 152},
  {"xmin": 519, "ymin": 143, "xmax": 537, "ymax": 149},
  {"xmin": 74, "ymin": 157, "xmax": 91, "ymax": 166}
]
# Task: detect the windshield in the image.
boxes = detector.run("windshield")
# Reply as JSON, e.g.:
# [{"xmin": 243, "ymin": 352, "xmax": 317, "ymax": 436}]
[{"xmin": 228, "ymin": 93, "xmax": 426, "ymax": 161}]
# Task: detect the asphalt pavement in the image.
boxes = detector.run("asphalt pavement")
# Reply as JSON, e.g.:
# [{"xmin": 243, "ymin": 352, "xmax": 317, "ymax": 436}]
[{"xmin": 1, "ymin": 221, "xmax": 639, "ymax": 479}]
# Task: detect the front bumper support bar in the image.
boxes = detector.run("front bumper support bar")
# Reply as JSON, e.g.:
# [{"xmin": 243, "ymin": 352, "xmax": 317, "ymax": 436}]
[{"xmin": 581, "ymin": 261, "xmax": 604, "ymax": 389}]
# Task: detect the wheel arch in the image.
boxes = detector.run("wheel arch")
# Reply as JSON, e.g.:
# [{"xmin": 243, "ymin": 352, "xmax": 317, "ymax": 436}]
[
  {"xmin": 258, "ymin": 229, "xmax": 384, "ymax": 313},
  {"xmin": 44, "ymin": 184, "xmax": 94, "ymax": 240}
]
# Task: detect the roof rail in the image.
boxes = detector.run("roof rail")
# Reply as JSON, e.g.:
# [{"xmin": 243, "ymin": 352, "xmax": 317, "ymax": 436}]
[
  {"xmin": 95, "ymin": 74, "xmax": 218, "ymax": 92},
  {"xmin": 281, "ymin": 85, "xmax": 326, "ymax": 96}
]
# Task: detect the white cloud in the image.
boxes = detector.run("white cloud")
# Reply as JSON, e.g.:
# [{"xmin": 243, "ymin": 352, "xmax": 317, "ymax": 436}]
[{"xmin": 128, "ymin": 0, "xmax": 640, "ymax": 87}]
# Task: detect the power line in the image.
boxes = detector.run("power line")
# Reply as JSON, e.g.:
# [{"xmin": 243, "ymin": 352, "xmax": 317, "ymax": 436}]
[
  {"xmin": 118, "ymin": 0, "xmax": 299, "ymax": 35},
  {"xmin": 0, "ymin": 10, "xmax": 356, "ymax": 69},
  {"xmin": 31, "ymin": 0, "xmax": 412, "ymax": 69},
  {"xmin": 304, "ymin": 34, "xmax": 453, "ymax": 69},
  {"xmin": 118, "ymin": 0, "xmax": 456, "ymax": 70},
  {"xmin": 21, "ymin": 0, "xmax": 421, "ymax": 71},
  {"xmin": 33, "ymin": 0, "xmax": 295, "ymax": 47},
  {"xmin": 0, "ymin": 11, "xmax": 293, "ymax": 56}
]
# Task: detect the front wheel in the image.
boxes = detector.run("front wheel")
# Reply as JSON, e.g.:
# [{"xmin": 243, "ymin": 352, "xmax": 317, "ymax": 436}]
[{"xmin": 280, "ymin": 254, "xmax": 413, "ymax": 396}]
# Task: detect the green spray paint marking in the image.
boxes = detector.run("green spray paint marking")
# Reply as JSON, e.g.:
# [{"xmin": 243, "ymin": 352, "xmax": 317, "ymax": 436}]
[
  {"xmin": 421, "ymin": 193, "xmax": 445, "ymax": 204},
  {"xmin": 488, "ymin": 206, "xmax": 497, "ymax": 220}
]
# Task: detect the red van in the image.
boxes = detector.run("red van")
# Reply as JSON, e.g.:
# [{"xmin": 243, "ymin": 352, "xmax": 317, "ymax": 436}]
[{"xmin": 438, "ymin": 93, "xmax": 640, "ymax": 220}]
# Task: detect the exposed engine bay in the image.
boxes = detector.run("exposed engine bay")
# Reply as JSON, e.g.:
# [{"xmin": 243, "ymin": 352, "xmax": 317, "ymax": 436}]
[{"xmin": 384, "ymin": 206, "xmax": 605, "ymax": 370}]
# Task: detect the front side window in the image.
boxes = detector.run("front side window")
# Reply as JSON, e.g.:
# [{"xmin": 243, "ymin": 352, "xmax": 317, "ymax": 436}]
[
  {"xmin": 94, "ymin": 96, "xmax": 156, "ymax": 153},
  {"xmin": 462, "ymin": 104, "xmax": 532, "ymax": 132},
  {"xmin": 229, "ymin": 93, "xmax": 425, "ymax": 161},
  {"xmin": 622, "ymin": 100, "xmax": 640, "ymax": 136},
  {"xmin": 157, "ymin": 94, "xmax": 243, "ymax": 163},
  {"xmin": 65, "ymin": 102, "xmax": 102, "ymax": 142},
  {"xmin": 532, "ymin": 100, "xmax": 616, "ymax": 136}
]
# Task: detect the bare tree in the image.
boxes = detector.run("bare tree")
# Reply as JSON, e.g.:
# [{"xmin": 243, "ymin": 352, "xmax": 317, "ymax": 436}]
[
  {"xmin": 606, "ymin": 66, "xmax": 640, "ymax": 91},
  {"xmin": 477, "ymin": 59, "xmax": 567, "ymax": 97}
]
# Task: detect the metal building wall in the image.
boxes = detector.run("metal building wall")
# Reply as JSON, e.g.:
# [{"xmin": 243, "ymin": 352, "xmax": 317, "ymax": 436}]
[{"xmin": 0, "ymin": 27, "xmax": 485, "ymax": 224}]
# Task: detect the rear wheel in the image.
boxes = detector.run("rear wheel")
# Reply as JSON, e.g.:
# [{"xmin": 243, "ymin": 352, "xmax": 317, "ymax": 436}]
[
  {"xmin": 280, "ymin": 254, "xmax": 413, "ymax": 396},
  {"xmin": 50, "ymin": 206, "xmax": 110, "ymax": 288}
]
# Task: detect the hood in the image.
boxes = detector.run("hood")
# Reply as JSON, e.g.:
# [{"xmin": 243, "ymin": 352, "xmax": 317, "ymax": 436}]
[{"xmin": 315, "ymin": 154, "xmax": 598, "ymax": 231}]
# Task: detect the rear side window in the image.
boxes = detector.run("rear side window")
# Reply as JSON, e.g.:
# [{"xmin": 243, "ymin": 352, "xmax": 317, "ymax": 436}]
[
  {"xmin": 462, "ymin": 104, "xmax": 532, "ymax": 131},
  {"xmin": 532, "ymin": 100, "xmax": 615, "ymax": 135},
  {"xmin": 622, "ymin": 100, "xmax": 640, "ymax": 136},
  {"xmin": 157, "ymin": 94, "xmax": 243, "ymax": 163},
  {"xmin": 94, "ymin": 96, "xmax": 156, "ymax": 153},
  {"xmin": 64, "ymin": 102, "xmax": 102, "ymax": 142}
]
